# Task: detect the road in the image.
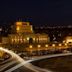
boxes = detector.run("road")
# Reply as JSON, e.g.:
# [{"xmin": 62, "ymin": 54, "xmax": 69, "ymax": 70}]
[
  {"xmin": 1, "ymin": 47, "xmax": 72, "ymax": 72},
  {"xmin": 2, "ymin": 53, "xmax": 72, "ymax": 72}
]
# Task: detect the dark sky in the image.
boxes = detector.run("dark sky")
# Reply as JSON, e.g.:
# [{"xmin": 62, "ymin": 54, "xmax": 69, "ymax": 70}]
[{"xmin": 0, "ymin": 0, "xmax": 72, "ymax": 26}]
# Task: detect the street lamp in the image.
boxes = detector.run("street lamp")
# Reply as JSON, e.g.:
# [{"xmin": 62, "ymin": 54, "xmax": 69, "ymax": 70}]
[
  {"xmin": 29, "ymin": 45, "xmax": 33, "ymax": 48},
  {"xmin": 45, "ymin": 44, "xmax": 48, "ymax": 47},
  {"xmin": 37, "ymin": 44, "xmax": 41, "ymax": 48},
  {"xmin": 59, "ymin": 43, "xmax": 62, "ymax": 47},
  {"xmin": 52, "ymin": 44, "xmax": 55, "ymax": 47},
  {"xmin": 63, "ymin": 40, "xmax": 65, "ymax": 43},
  {"xmin": 27, "ymin": 37, "xmax": 29, "ymax": 40},
  {"xmin": 65, "ymin": 43, "xmax": 67, "ymax": 46},
  {"xmin": 37, "ymin": 44, "xmax": 41, "ymax": 55}
]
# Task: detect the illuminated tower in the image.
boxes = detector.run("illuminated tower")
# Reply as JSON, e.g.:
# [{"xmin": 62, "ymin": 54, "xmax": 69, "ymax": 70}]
[{"xmin": 16, "ymin": 21, "xmax": 33, "ymax": 34}]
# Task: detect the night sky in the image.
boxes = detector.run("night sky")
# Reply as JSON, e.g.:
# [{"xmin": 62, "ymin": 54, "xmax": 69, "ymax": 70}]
[{"xmin": 0, "ymin": 0, "xmax": 72, "ymax": 26}]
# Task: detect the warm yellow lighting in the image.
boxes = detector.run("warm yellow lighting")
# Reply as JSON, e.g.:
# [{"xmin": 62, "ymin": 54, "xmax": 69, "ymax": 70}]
[
  {"xmin": 27, "ymin": 37, "xmax": 29, "ymax": 40},
  {"xmin": 31, "ymin": 26, "xmax": 33, "ymax": 31},
  {"xmin": 16, "ymin": 22, "xmax": 22, "ymax": 25},
  {"xmin": 45, "ymin": 48, "xmax": 48, "ymax": 50},
  {"xmin": 0, "ymin": 50, "xmax": 4, "ymax": 57},
  {"xmin": 45, "ymin": 44, "xmax": 48, "ymax": 47},
  {"xmin": 26, "ymin": 22, "xmax": 30, "ymax": 26},
  {"xmin": 29, "ymin": 45, "xmax": 33, "ymax": 48},
  {"xmin": 16, "ymin": 26, "xmax": 20, "ymax": 31},
  {"xmin": 15, "ymin": 38, "xmax": 17, "ymax": 42},
  {"xmin": 66, "ymin": 39, "xmax": 72, "ymax": 43},
  {"xmin": 52, "ymin": 44, "xmax": 55, "ymax": 47},
  {"xmin": 12, "ymin": 39, "xmax": 14, "ymax": 42},
  {"xmin": 65, "ymin": 43, "xmax": 67, "ymax": 46},
  {"xmin": 63, "ymin": 40, "xmax": 65, "ymax": 43},
  {"xmin": 59, "ymin": 43, "xmax": 62, "ymax": 46},
  {"xmin": 20, "ymin": 38, "xmax": 22, "ymax": 40},
  {"xmin": 33, "ymin": 38, "xmax": 35, "ymax": 41},
  {"xmin": 23, "ymin": 39, "xmax": 26, "ymax": 42},
  {"xmin": 20, "ymin": 38, "xmax": 23, "ymax": 42},
  {"xmin": 38, "ymin": 45, "xmax": 41, "ymax": 48}
]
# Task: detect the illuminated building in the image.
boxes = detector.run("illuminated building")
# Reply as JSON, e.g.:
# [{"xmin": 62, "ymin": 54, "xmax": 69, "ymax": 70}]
[
  {"xmin": 15, "ymin": 22, "xmax": 33, "ymax": 33},
  {"xmin": 37, "ymin": 44, "xmax": 41, "ymax": 48},
  {"xmin": 3, "ymin": 21, "xmax": 50, "ymax": 44},
  {"xmin": 8, "ymin": 33, "xmax": 49, "ymax": 44},
  {"xmin": 52, "ymin": 44, "xmax": 55, "ymax": 47},
  {"xmin": 29, "ymin": 45, "xmax": 33, "ymax": 48},
  {"xmin": 58, "ymin": 43, "xmax": 62, "ymax": 46},
  {"xmin": 45, "ymin": 44, "xmax": 48, "ymax": 47},
  {"xmin": 2, "ymin": 37, "xmax": 9, "ymax": 44},
  {"xmin": 64, "ymin": 36, "xmax": 72, "ymax": 45}
]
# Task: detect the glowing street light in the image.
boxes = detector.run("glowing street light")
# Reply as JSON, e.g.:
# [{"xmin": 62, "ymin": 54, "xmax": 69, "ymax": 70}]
[
  {"xmin": 29, "ymin": 45, "xmax": 33, "ymax": 48},
  {"xmin": 16, "ymin": 26, "xmax": 20, "ymax": 31},
  {"xmin": 52, "ymin": 44, "xmax": 55, "ymax": 47},
  {"xmin": 65, "ymin": 43, "xmax": 67, "ymax": 46},
  {"xmin": 37, "ymin": 45, "xmax": 41, "ymax": 48},
  {"xmin": 27, "ymin": 37, "xmax": 29, "ymax": 40},
  {"xmin": 45, "ymin": 44, "xmax": 48, "ymax": 47},
  {"xmin": 63, "ymin": 40, "xmax": 65, "ymax": 43},
  {"xmin": 33, "ymin": 38, "xmax": 35, "ymax": 41},
  {"xmin": 59, "ymin": 43, "xmax": 62, "ymax": 47}
]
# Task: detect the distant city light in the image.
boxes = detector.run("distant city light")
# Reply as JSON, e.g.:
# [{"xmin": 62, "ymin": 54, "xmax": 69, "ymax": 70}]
[
  {"xmin": 45, "ymin": 44, "xmax": 48, "ymax": 47},
  {"xmin": 63, "ymin": 40, "xmax": 65, "ymax": 43},
  {"xmin": 66, "ymin": 39, "xmax": 72, "ymax": 43},
  {"xmin": 27, "ymin": 37, "xmax": 29, "ymax": 40},
  {"xmin": 59, "ymin": 43, "xmax": 62, "ymax": 46},
  {"xmin": 29, "ymin": 45, "xmax": 33, "ymax": 48},
  {"xmin": 33, "ymin": 38, "xmax": 35, "ymax": 41},
  {"xmin": 37, "ymin": 45, "xmax": 41, "ymax": 48},
  {"xmin": 16, "ymin": 22, "xmax": 22, "ymax": 25},
  {"xmin": 52, "ymin": 44, "xmax": 55, "ymax": 47},
  {"xmin": 65, "ymin": 43, "xmax": 67, "ymax": 46},
  {"xmin": 16, "ymin": 26, "xmax": 20, "ymax": 31},
  {"xmin": 0, "ymin": 28, "xmax": 2, "ymax": 31}
]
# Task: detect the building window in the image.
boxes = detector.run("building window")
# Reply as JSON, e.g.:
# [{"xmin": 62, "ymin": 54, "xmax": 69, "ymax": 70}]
[{"xmin": 29, "ymin": 38, "xmax": 33, "ymax": 44}]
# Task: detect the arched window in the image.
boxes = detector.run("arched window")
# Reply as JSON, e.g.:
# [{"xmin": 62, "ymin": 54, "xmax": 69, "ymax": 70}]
[{"xmin": 29, "ymin": 38, "xmax": 33, "ymax": 44}]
